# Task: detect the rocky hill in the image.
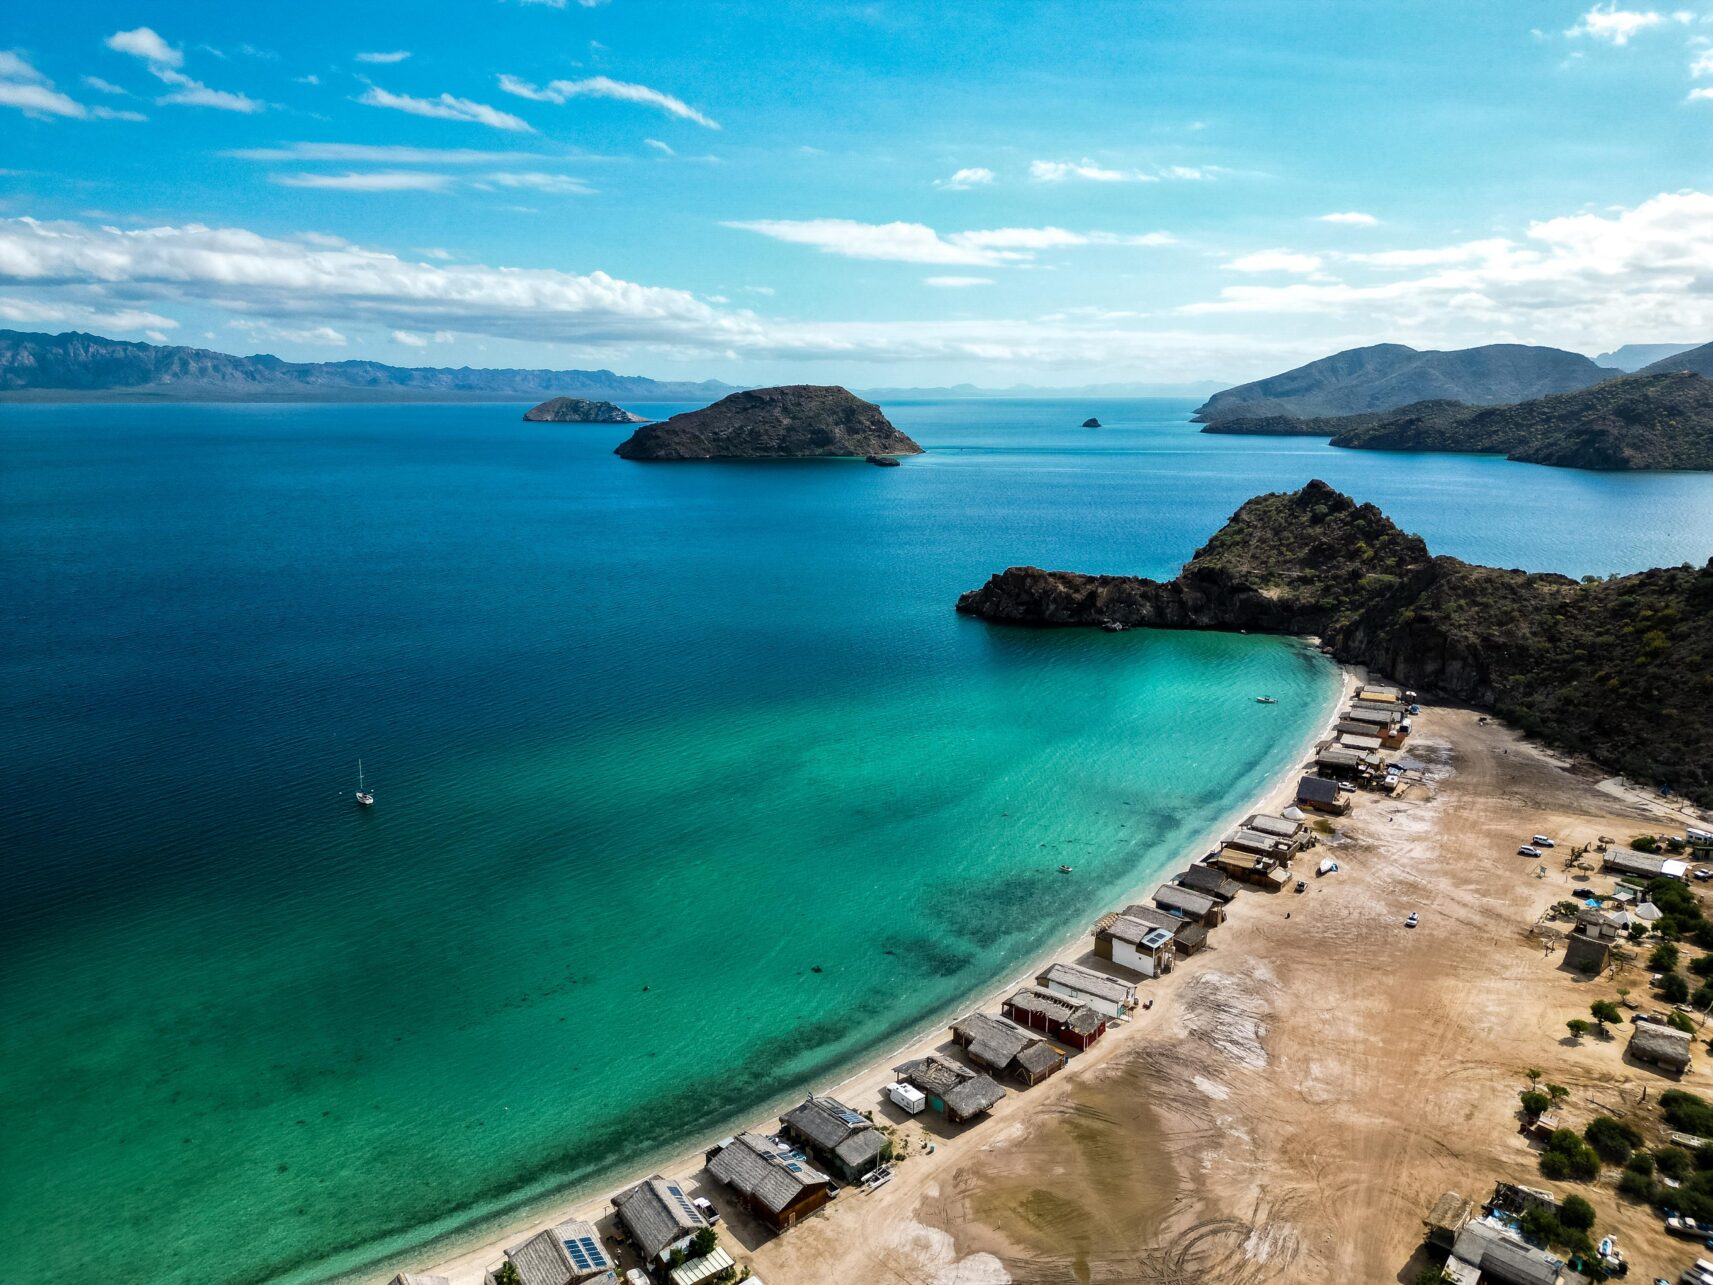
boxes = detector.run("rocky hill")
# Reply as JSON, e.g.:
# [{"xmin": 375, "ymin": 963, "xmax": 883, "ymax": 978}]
[
  {"xmin": 0, "ymin": 329, "xmax": 736, "ymax": 403},
  {"xmin": 957, "ymin": 480, "xmax": 1713, "ymax": 803},
  {"xmin": 1193, "ymin": 343, "xmax": 1614, "ymax": 422},
  {"xmin": 522, "ymin": 396, "xmax": 648, "ymax": 424},
  {"xmin": 1638, "ymin": 340, "xmax": 1713, "ymax": 378},
  {"xmin": 613, "ymin": 386, "xmax": 923, "ymax": 461}
]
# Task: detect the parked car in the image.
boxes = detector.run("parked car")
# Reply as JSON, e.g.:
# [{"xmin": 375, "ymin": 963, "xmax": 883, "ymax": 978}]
[
  {"xmin": 1665, "ymin": 1214, "xmax": 1712, "ymax": 1239},
  {"xmin": 1696, "ymin": 867, "xmax": 1713, "ymax": 882},
  {"xmin": 1532, "ymin": 835, "xmax": 1556, "ymax": 848},
  {"xmin": 1405, "ymin": 912, "xmax": 1419, "ymax": 928},
  {"xmin": 1294, "ymin": 880, "xmax": 1307, "ymax": 894},
  {"xmin": 693, "ymin": 1196, "xmax": 720, "ymax": 1224},
  {"xmin": 1518, "ymin": 845, "xmax": 1542, "ymax": 858}
]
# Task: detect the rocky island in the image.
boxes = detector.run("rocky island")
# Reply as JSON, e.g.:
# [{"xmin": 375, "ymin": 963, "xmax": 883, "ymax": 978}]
[
  {"xmin": 1082, "ymin": 417, "xmax": 1101, "ymax": 428},
  {"xmin": 1202, "ymin": 372, "xmax": 1713, "ymax": 470},
  {"xmin": 613, "ymin": 385, "xmax": 923, "ymax": 461},
  {"xmin": 958, "ymin": 480, "xmax": 1711, "ymax": 803},
  {"xmin": 522, "ymin": 396, "xmax": 650, "ymax": 424}
]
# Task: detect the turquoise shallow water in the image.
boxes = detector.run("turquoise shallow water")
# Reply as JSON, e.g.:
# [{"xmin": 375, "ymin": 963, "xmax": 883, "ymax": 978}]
[{"xmin": 3, "ymin": 399, "xmax": 1710, "ymax": 1283}]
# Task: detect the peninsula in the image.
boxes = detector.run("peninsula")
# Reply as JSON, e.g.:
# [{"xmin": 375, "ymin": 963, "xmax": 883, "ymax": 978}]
[
  {"xmin": 1201, "ymin": 371, "xmax": 1713, "ymax": 471},
  {"xmin": 613, "ymin": 385, "xmax": 923, "ymax": 461},
  {"xmin": 522, "ymin": 396, "xmax": 649, "ymax": 424},
  {"xmin": 958, "ymin": 480, "xmax": 1712, "ymax": 803}
]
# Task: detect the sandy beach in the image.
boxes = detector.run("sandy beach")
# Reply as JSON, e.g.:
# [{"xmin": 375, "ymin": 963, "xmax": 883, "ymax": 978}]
[{"xmin": 406, "ymin": 676, "xmax": 1713, "ymax": 1285}]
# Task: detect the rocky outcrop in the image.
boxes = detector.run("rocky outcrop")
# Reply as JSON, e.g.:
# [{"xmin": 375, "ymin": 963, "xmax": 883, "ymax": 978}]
[
  {"xmin": 958, "ymin": 480, "xmax": 1713, "ymax": 803},
  {"xmin": 523, "ymin": 396, "xmax": 648, "ymax": 424},
  {"xmin": 614, "ymin": 385, "xmax": 923, "ymax": 461},
  {"xmin": 1082, "ymin": 417, "xmax": 1102, "ymax": 428}
]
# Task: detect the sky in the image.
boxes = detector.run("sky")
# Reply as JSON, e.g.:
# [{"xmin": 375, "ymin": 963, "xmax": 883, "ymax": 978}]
[{"xmin": 2, "ymin": 0, "xmax": 1711, "ymax": 385}]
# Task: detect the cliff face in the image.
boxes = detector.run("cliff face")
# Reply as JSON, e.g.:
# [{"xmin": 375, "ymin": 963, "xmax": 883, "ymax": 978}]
[
  {"xmin": 1193, "ymin": 343, "xmax": 1613, "ymax": 422},
  {"xmin": 614, "ymin": 385, "xmax": 923, "ymax": 461},
  {"xmin": 522, "ymin": 396, "xmax": 648, "ymax": 423},
  {"xmin": 957, "ymin": 480, "xmax": 1713, "ymax": 803}
]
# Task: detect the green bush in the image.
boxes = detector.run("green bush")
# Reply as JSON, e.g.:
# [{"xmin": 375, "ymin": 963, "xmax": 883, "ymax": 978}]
[
  {"xmin": 1591, "ymin": 999, "xmax": 1623, "ymax": 1029},
  {"xmin": 1690, "ymin": 954, "xmax": 1713, "ymax": 978},
  {"xmin": 1541, "ymin": 1128, "xmax": 1602, "ymax": 1181},
  {"xmin": 1669, "ymin": 1009, "xmax": 1697, "ymax": 1032},
  {"xmin": 1520, "ymin": 1090, "xmax": 1551, "ymax": 1116},
  {"xmin": 691, "ymin": 1226, "xmax": 718, "ymax": 1258},
  {"xmin": 1626, "ymin": 1150, "xmax": 1656, "ymax": 1176},
  {"xmin": 1656, "ymin": 1146, "xmax": 1696, "ymax": 1181},
  {"xmin": 1662, "ymin": 974, "xmax": 1692, "ymax": 1005},
  {"xmin": 1559, "ymin": 1192, "xmax": 1596, "ymax": 1231},
  {"xmin": 1651, "ymin": 942, "xmax": 1682, "ymax": 973},
  {"xmin": 1634, "ymin": 835, "xmax": 1659, "ymax": 853},
  {"xmin": 1618, "ymin": 1168, "xmax": 1654, "ymax": 1199},
  {"xmin": 1585, "ymin": 1116, "xmax": 1642, "ymax": 1163},
  {"xmin": 1662, "ymin": 1090, "xmax": 1713, "ymax": 1135}
]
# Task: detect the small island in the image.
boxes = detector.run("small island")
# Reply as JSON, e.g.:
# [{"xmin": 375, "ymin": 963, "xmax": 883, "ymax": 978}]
[
  {"xmin": 523, "ymin": 396, "xmax": 650, "ymax": 424},
  {"xmin": 614, "ymin": 385, "xmax": 923, "ymax": 461},
  {"xmin": 1081, "ymin": 417, "xmax": 1102, "ymax": 428}
]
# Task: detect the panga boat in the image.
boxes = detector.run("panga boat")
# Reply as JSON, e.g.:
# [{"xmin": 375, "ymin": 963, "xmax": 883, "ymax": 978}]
[
  {"xmin": 1254, "ymin": 696, "xmax": 1277, "ymax": 704},
  {"xmin": 355, "ymin": 760, "xmax": 374, "ymax": 808},
  {"xmin": 1058, "ymin": 864, "xmax": 1073, "ymax": 874}
]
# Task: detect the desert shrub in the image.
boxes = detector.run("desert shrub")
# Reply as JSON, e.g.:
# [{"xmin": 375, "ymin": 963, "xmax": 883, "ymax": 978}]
[
  {"xmin": 1634, "ymin": 835, "xmax": 1659, "ymax": 852},
  {"xmin": 1618, "ymin": 1168, "xmax": 1654, "ymax": 1199},
  {"xmin": 1662, "ymin": 1090, "xmax": 1713, "ymax": 1135},
  {"xmin": 1669, "ymin": 1009, "xmax": 1696, "ymax": 1032},
  {"xmin": 1520, "ymin": 1090, "xmax": 1551, "ymax": 1116},
  {"xmin": 1627, "ymin": 1150, "xmax": 1656, "ymax": 1175},
  {"xmin": 1585, "ymin": 1116, "xmax": 1642, "ymax": 1163},
  {"xmin": 1661, "ymin": 974, "xmax": 1691, "ymax": 1005},
  {"xmin": 1559, "ymin": 1193, "xmax": 1596, "ymax": 1231},
  {"xmin": 1651, "ymin": 942, "xmax": 1682, "ymax": 972},
  {"xmin": 1542, "ymin": 1128, "xmax": 1601, "ymax": 1181},
  {"xmin": 1656, "ymin": 1146, "xmax": 1696, "ymax": 1181}
]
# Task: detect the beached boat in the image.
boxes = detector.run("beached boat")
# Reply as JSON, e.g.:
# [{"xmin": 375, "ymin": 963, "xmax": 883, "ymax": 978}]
[{"xmin": 355, "ymin": 760, "xmax": 374, "ymax": 808}]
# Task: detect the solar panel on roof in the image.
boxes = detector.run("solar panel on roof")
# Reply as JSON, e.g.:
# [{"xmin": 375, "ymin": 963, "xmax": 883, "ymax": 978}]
[
  {"xmin": 579, "ymin": 1236, "xmax": 608, "ymax": 1267},
  {"xmin": 834, "ymin": 1107, "xmax": 866, "ymax": 1125},
  {"xmin": 666, "ymin": 1184, "xmax": 700, "ymax": 1222},
  {"xmin": 565, "ymin": 1239, "xmax": 592, "ymax": 1269}
]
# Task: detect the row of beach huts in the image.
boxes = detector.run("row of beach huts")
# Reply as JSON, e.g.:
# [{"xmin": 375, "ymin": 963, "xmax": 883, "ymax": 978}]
[{"xmin": 387, "ymin": 686, "xmax": 1424, "ymax": 1285}]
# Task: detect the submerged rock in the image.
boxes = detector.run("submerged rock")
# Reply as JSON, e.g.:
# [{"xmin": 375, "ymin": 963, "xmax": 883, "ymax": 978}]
[
  {"xmin": 614, "ymin": 385, "xmax": 923, "ymax": 461},
  {"xmin": 523, "ymin": 396, "xmax": 649, "ymax": 424}
]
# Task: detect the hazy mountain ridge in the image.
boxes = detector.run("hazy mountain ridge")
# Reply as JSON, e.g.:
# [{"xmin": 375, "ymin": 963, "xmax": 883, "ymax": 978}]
[
  {"xmin": 0, "ymin": 330, "xmax": 738, "ymax": 403},
  {"xmin": 1595, "ymin": 343, "xmax": 1700, "ymax": 372},
  {"xmin": 1637, "ymin": 340, "xmax": 1713, "ymax": 378},
  {"xmin": 1194, "ymin": 342, "xmax": 1617, "ymax": 421}
]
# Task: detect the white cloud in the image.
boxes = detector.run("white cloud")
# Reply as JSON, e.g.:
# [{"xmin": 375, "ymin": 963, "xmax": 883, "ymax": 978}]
[
  {"xmin": 105, "ymin": 27, "xmax": 182, "ymax": 68},
  {"xmin": 231, "ymin": 318, "xmax": 347, "ymax": 345},
  {"xmin": 481, "ymin": 171, "xmax": 595, "ymax": 194},
  {"xmin": 393, "ymin": 329, "xmax": 429, "ymax": 346},
  {"xmin": 1181, "ymin": 190, "xmax": 1713, "ymax": 348},
  {"xmin": 935, "ymin": 166, "xmax": 995, "ymax": 190},
  {"xmin": 0, "ymin": 293, "xmax": 175, "ymax": 332},
  {"xmin": 1693, "ymin": 48, "xmax": 1713, "ymax": 76},
  {"xmin": 1316, "ymin": 211, "xmax": 1379, "ymax": 226},
  {"xmin": 358, "ymin": 86, "xmax": 533, "ymax": 132},
  {"xmin": 497, "ymin": 74, "xmax": 718, "ymax": 128},
  {"xmin": 226, "ymin": 142, "xmax": 552, "ymax": 164},
  {"xmin": 106, "ymin": 26, "xmax": 262, "ymax": 112},
  {"xmin": 924, "ymin": 276, "xmax": 994, "ymax": 287},
  {"xmin": 1692, "ymin": 85, "xmax": 1713, "ymax": 99},
  {"xmin": 644, "ymin": 137, "xmax": 675, "ymax": 155},
  {"xmin": 1224, "ymin": 250, "xmax": 1325, "ymax": 274},
  {"xmin": 355, "ymin": 51, "xmax": 411, "ymax": 64},
  {"xmin": 295, "ymin": 74, "xmax": 321, "ymax": 85},
  {"xmin": 417, "ymin": 247, "xmax": 453, "ymax": 260},
  {"xmin": 724, "ymin": 219, "xmax": 1175, "ymax": 266},
  {"xmin": 1566, "ymin": 4, "xmax": 1666, "ymax": 44},
  {"xmin": 0, "ymin": 52, "xmax": 147, "ymax": 121},
  {"xmin": 1029, "ymin": 158, "xmax": 1140, "ymax": 183},
  {"xmin": 273, "ymin": 170, "xmax": 454, "ymax": 191},
  {"xmin": 81, "ymin": 75, "xmax": 129, "ymax": 95}
]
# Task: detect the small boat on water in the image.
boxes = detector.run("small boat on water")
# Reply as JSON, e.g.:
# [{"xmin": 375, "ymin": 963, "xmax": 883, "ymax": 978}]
[
  {"xmin": 1101, "ymin": 621, "xmax": 1125, "ymax": 633},
  {"xmin": 1058, "ymin": 864, "xmax": 1073, "ymax": 874},
  {"xmin": 355, "ymin": 760, "xmax": 374, "ymax": 808},
  {"xmin": 1255, "ymin": 695, "xmax": 1277, "ymax": 704}
]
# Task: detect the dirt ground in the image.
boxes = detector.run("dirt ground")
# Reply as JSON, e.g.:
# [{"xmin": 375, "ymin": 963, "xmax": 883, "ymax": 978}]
[{"xmin": 744, "ymin": 707, "xmax": 1713, "ymax": 1285}]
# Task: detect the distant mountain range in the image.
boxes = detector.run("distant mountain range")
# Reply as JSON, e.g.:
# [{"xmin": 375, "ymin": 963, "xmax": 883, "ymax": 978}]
[
  {"xmin": 1595, "ymin": 343, "xmax": 1701, "ymax": 372},
  {"xmin": 1193, "ymin": 343, "xmax": 1617, "ymax": 422},
  {"xmin": 0, "ymin": 330, "xmax": 737, "ymax": 403},
  {"xmin": 1637, "ymin": 340, "xmax": 1713, "ymax": 377},
  {"xmin": 857, "ymin": 380, "xmax": 1229, "ymax": 399}
]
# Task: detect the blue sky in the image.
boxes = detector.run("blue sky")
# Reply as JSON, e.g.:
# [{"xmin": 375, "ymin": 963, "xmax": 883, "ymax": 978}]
[{"xmin": 2, "ymin": 0, "xmax": 1710, "ymax": 384}]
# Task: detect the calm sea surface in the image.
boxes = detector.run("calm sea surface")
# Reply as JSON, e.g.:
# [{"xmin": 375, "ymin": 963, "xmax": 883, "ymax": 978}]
[{"xmin": 3, "ymin": 398, "xmax": 1710, "ymax": 1283}]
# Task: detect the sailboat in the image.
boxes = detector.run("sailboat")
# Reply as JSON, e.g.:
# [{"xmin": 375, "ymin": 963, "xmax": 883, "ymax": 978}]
[{"xmin": 355, "ymin": 760, "xmax": 374, "ymax": 808}]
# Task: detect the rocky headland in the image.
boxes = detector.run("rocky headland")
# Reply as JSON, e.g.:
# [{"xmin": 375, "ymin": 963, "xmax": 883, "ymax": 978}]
[
  {"xmin": 1201, "ymin": 372, "xmax": 1713, "ymax": 470},
  {"xmin": 957, "ymin": 480, "xmax": 1712, "ymax": 803},
  {"xmin": 613, "ymin": 385, "xmax": 923, "ymax": 461},
  {"xmin": 522, "ymin": 396, "xmax": 648, "ymax": 424}
]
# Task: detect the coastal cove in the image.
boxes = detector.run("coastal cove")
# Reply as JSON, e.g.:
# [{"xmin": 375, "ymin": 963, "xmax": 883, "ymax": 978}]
[{"xmin": 5, "ymin": 398, "xmax": 1713, "ymax": 1285}]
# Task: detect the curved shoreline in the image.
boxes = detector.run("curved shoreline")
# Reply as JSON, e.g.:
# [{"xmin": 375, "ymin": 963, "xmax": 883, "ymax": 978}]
[{"xmin": 392, "ymin": 647, "xmax": 1350, "ymax": 1285}]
